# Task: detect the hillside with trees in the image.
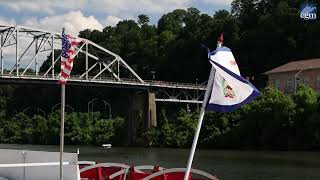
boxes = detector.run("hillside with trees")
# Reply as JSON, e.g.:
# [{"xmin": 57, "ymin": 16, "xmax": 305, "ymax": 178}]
[
  {"xmin": 1, "ymin": 0, "xmax": 320, "ymax": 149},
  {"xmin": 40, "ymin": 0, "xmax": 320, "ymax": 88}
]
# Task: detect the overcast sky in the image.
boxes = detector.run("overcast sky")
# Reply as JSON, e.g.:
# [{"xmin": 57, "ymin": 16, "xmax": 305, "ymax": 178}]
[{"xmin": 0, "ymin": 0, "xmax": 232, "ymax": 35}]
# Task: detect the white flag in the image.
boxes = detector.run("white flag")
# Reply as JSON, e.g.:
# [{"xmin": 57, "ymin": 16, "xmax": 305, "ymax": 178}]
[{"xmin": 206, "ymin": 46, "xmax": 259, "ymax": 112}]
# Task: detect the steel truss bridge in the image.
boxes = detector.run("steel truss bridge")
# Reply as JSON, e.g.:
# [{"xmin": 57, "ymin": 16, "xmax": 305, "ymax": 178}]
[{"xmin": 0, "ymin": 24, "xmax": 206, "ymax": 103}]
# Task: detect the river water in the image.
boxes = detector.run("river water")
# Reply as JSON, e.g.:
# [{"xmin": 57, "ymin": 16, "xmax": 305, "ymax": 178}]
[{"xmin": 0, "ymin": 144, "xmax": 319, "ymax": 180}]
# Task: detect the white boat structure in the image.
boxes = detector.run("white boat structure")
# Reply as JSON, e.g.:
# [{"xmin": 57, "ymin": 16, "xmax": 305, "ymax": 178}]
[
  {"xmin": 0, "ymin": 149, "xmax": 80, "ymax": 180},
  {"xmin": 102, "ymin": 144, "xmax": 112, "ymax": 148},
  {"xmin": 0, "ymin": 149, "xmax": 219, "ymax": 180}
]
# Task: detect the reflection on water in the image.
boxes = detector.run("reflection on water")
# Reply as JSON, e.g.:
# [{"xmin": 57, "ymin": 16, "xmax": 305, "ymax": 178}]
[{"xmin": 1, "ymin": 144, "xmax": 320, "ymax": 180}]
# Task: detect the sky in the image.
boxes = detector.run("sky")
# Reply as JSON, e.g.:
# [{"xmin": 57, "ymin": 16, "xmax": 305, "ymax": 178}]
[
  {"xmin": 0, "ymin": 0, "xmax": 232, "ymax": 69},
  {"xmin": 0, "ymin": 0, "xmax": 232, "ymax": 35}
]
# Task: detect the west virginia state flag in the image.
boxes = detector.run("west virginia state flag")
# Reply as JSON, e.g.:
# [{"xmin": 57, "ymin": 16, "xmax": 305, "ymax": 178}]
[{"xmin": 206, "ymin": 46, "xmax": 259, "ymax": 112}]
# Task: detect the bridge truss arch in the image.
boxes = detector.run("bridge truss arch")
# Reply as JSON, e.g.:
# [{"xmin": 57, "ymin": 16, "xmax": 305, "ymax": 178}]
[{"xmin": 0, "ymin": 24, "xmax": 206, "ymax": 104}]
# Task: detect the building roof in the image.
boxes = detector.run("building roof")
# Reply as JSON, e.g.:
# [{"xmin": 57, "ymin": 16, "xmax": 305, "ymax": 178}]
[{"xmin": 265, "ymin": 58, "xmax": 320, "ymax": 74}]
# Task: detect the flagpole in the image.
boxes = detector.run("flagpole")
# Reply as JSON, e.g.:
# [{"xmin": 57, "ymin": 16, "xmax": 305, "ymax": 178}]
[
  {"xmin": 183, "ymin": 66, "xmax": 215, "ymax": 180},
  {"xmin": 183, "ymin": 35, "xmax": 223, "ymax": 180},
  {"xmin": 60, "ymin": 28, "xmax": 66, "ymax": 180}
]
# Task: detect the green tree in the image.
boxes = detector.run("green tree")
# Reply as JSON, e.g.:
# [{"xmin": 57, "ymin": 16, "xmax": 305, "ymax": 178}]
[
  {"xmin": 239, "ymin": 88, "xmax": 296, "ymax": 148},
  {"xmin": 138, "ymin": 14, "xmax": 150, "ymax": 26},
  {"xmin": 174, "ymin": 109, "xmax": 197, "ymax": 147},
  {"xmin": 93, "ymin": 117, "xmax": 124, "ymax": 145},
  {"xmin": 144, "ymin": 127, "xmax": 160, "ymax": 146},
  {"xmin": 94, "ymin": 119, "xmax": 113, "ymax": 145},
  {"xmin": 65, "ymin": 113, "xmax": 83, "ymax": 144},
  {"xmin": 31, "ymin": 115, "xmax": 48, "ymax": 144},
  {"xmin": 158, "ymin": 9, "xmax": 187, "ymax": 34},
  {"xmin": 160, "ymin": 122, "xmax": 176, "ymax": 147},
  {"xmin": 77, "ymin": 112, "xmax": 93, "ymax": 145},
  {"xmin": 292, "ymin": 85, "xmax": 319, "ymax": 147},
  {"xmin": 3, "ymin": 120, "xmax": 22, "ymax": 143},
  {"xmin": 16, "ymin": 113, "xmax": 33, "ymax": 144},
  {"xmin": 46, "ymin": 111, "xmax": 61, "ymax": 144}
]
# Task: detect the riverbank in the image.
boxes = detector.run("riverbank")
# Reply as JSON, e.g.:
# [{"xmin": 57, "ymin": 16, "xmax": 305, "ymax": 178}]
[{"xmin": 1, "ymin": 86, "xmax": 320, "ymax": 150}]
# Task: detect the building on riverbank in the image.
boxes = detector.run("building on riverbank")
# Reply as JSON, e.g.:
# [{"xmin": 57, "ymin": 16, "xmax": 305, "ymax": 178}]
[{"xmin": 265, "ymin": 58, "xmax": 320, "ymax": 93}]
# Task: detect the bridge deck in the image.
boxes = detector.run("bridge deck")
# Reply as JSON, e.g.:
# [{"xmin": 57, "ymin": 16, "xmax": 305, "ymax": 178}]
[{"xmin": 0, "ymin": 74, "xmax": 207, "ymax": 90}]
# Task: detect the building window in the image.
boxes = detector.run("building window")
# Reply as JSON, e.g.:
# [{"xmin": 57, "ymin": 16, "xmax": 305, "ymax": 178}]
[
  {"xmin": 304, "ymin": 77, "xmax": 310, "ymax": 86},
  {"xmin": 274, "ymin": 79, "xmax": 281, "ymax": 90},
  {"xmin": 287, "ymin": 78, "xmax": 293, "ymax": 92},
  {"xmin": 317, "ymin": 76, "xmax": 320, "ymax": 88}
]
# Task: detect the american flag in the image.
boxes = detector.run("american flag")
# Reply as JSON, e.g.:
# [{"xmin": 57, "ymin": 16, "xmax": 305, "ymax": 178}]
[{"xmin": 58, "ymin": 31, "xmax": 80, "ymax": 84}]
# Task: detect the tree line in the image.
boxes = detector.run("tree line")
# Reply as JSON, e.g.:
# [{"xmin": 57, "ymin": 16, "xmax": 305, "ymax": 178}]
[
  {"xmin": 0, "ymin": 110, "xmax": 125, "ymax": 146},
  {"xmin": 40, "ymin": 0, "xmax": 320, "ymax": 88},
  {"xmin": 1, "ymin": 84, "xmax": 319, "ymax": 149},
  {"xmin": 146, "ymin": 85, "xmax": 320, "ymax": 150}
]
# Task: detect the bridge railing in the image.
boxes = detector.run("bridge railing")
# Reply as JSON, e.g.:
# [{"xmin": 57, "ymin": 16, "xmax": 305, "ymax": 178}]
[{"xmin": 0, "ymin": 72, "xmax": 206, "ymax": 90}]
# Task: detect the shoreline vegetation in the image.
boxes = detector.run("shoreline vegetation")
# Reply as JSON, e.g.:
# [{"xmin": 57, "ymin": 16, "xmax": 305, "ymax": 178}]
[
  {"xmin": 1, "ymin": 85, "xmax": 320, "ymax": 150},
  {"xmin": 1, "ymin": 1, "xmax": 320, "ymax": 150}
]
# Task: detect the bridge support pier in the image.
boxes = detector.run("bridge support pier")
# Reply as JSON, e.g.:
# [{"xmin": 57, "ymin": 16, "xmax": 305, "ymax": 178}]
[
  {"xmin": 147, "ymin": 92, "xmax": 157, "ymax": 128},
  {"xmin": 127, "ymin": 91, "xmax": 157, "ymax": 145}
]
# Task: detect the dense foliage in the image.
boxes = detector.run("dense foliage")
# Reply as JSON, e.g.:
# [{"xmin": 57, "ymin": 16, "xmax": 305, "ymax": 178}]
[
  {"xmin": 40, "ymin": 0, "xmax": 320, "ymax": 88},
  {"xmin": 1, "ymin": 84, "xmax": 320, "ymax": 149},
  {"xmin": 0, "ymin": 110, "xmax": 125, "ymax": 145},
  {"xmin": 145, "ymin": 86, "xmax": 320, "ymax": 150},
  {"xmin": 1, "ymin": 1, "xmax": 320, "ymax": 149}
]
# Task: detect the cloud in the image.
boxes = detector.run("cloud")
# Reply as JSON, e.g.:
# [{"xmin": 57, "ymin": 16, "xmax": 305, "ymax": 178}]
[
  {"xmin": 85, "ymin": 0, "xmax": 191, "ymax": 17},
  {"xmin": 0, "ymin": 0, "xmax": 192, "ymax": 16},
  {"xmin": 23, "ymin": 10, "xmax": 103, "ymax": 36},
  {"xmin": 103, "ymin": 16, "xmax": 122, "ymax": 27},
  {"xmin": 199, "ymin": 0, "xmax": 233, "ymax": 6},
  {"xmin": 0, "ymin": 17, "xmax": 16, "ymax": 26},
  {"xmin": 0, "ymin": 0, "xmax": 87, "ymax": 14},
  {"xmin": 0, "ymin": 10, "xmax": 103, "ymax": 69},
  {"xmin": 0, "ymin": 0, "xmax": 232, "ymax": 26},
  {"xmin": 0, "ymin": 17, "xmax": 17, "ymax": 61}
]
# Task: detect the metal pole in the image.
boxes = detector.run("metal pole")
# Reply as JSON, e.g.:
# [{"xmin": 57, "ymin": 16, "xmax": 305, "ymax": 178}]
[
  {"xmin": 66, "ymin": 105, "xmax": 74, "ymax": 113},
  {"xmin": 105, "ymin": 102, "xmax": 107, "ymax": 118},
  {"xmin": 35, "ymin": 38, "xmax": 38, "ymax": 76},
  {"xmin": 87, "ymin": 101, "xmax": 90, "ymax": 121},
  {"xmin": 52, "ymin": 103, "xmax": 61, "ymax": 113},
  {"xmin": 37, "ymin": 108, "xmax": 46, "ymax": 117},
  {"xmin": 183, "ymin": 66, "xmax": 216, "ymax": 180},
  {"xmin": 0, "ymin": 33, "xmax": 3, "ymax": 75},
  {"xmin": 101, "ymin": 100, "xmax": 111, "ymax": 119},
  {"xmin": 52, "ymin": 34, "xmax": 55, "ymax": 78},
  {"xmin": 85, "ymin": 42, "xmax": 88, "ymax": 80},
  {"xmin": 22, "ymin": 151, "xmax": 26, "ymax": 180},
  {"xmin": 107, "ymin": 102, "xmax": 112, "ymax": 119},
  {"xmin": 184, "ymin": 36, "xmax": 223, "ymax": 180},
  {"xmin": 117, "ymin": 59, "xmax": 120, "ymax": 79},
  {"xmin": 16, "ymin": 28, "xmax": 19, "ymax": 76},
  {"xmin": 196, "ymin": 78, "xmax": 199, "ymax": 111},
  {"xmin": 88, "ymin": 98, "xmax": 98, "ymax": 121},
  {"xmin": 99, "ymin": 63, "xmax": 102, "ymax": 79},
  {"xmin": 102, "ymin": 100, "xmax": 107, "ymax": 118},
  {"xmin": 60, "ymin": 27, "xmax": 65, "ymax": 180},
  {"xmin": 91, "ymin": 100, "xmax": 94, "ymax": 117},
  {"xmin": 60, "ymin": 84, "xmax": 65, "ymax": 180}
]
